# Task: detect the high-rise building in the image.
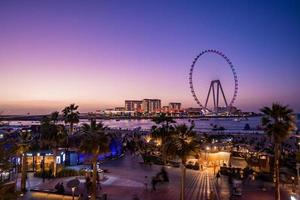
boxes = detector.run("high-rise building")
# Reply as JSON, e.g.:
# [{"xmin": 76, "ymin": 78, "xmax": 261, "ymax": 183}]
[
  {"xmin": 169, "ymin": 102, "xmax": 181, "ymax": 112},
  {"xmin": 125, "ymin": 100, "xmax": 142, "ymax": 112},
  {"xmin": 142, "ymin": 99, "xmax": 161, "ymax": 113},
  {"xmin": 162, "ymin": 106, "xmax": 169, "ymax": 113}
]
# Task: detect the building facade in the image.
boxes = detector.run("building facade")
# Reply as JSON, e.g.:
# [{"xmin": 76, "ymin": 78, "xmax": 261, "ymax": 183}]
[
  {"xmin": 142, "ymin": 99, "xmax": 161, "ymax": 113},
  {"xmin": 125, "ymin": 100, "xmax": 142, "ymax": 112},
  {"xmin": 169, "ymin": 102, "xmax": 181, "ymax": 112}
]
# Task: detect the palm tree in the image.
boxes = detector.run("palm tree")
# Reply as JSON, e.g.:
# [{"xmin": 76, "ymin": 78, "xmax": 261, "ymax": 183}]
[
  {"xmin": 50, "ymin": 111, "xmax": 59, "ymax": 124},
  {"xmin": 40, "ymin": 114, "xmax": 67, "ymax": 177},
  {"xmin": 79, "ymin": 119, "xmax": 110, "ymax": 200},
  {"xmin": 164, "ymin": 124, "xmax": 200, "ymax": 200},
  {"xmin": 151, "ymin": 114, "xmax": 176, "ymax": 163},
  {"xmin": 62, "ymin": 104, "xmax": 80, "ymax": 135},
  {"xmin": 152, "ymin": 113, "xmax": 175, "ymax": 127},
  {"xmin": 16, "ymin": 129, "xmax": 32, "ymax": 192},
  {"xmin": 261, "ymin": 103, "xmax": 296, "ymax": 200}
]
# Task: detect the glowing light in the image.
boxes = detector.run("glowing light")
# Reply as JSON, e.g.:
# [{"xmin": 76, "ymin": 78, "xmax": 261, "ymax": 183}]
[
  {"xmin": 156, "ymin": 139, "xmax": 162, "ymax": 146},
  {"xmin": 62, "ymin": 153, "xmax": 66, "ymax": 162},
  {"xmin": 145, "ymin": 135, "xmax": 152, "ymax": 143},
  {"xmin": 56, "ymin": 156, "xmax": 61, "ymax": 164},
  {"xmin": 290, "ymin": 195, "xmax": 297, "ymax": 200}
]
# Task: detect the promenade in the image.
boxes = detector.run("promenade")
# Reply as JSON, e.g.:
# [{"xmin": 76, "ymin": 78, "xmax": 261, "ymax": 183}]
[{"xmin": 21, "ymin": 153, "xmax": 298, "ymax": 200}]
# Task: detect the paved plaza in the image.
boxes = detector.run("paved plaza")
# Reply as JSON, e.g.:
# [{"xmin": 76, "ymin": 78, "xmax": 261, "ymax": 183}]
[{"xmin": 20, "ymin": 154, "xmax": 299, "ymax": 200}]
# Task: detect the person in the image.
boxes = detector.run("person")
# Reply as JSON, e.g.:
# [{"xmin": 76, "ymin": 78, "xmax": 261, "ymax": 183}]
[
  {"xmin": 54, "ymin": 182, "xmax": 60, "ymax": 192},
  {"xmin": 160, "ymin": 167, "xmax": 169, "ymax": 182},
  {"xmin": 151, "ymin": 175, "xmax": 161, "ymax": 192},
  {"xmin": 209, "ymin": 190, "xmax": 215, "ymax": 200},
  {"xmin": 78, "ymin": 193, "xmax": 84, "ymax": 200},
  {"xmin": 144, "ymin": 176, "xmax": 148, "ymax": 190},
  {"xmin": 151, "ymin": 176, "xmax": 157, "ymax": 192},
  {"xmin": 97, "ymin": 173, "xmax": 102, "ymax": 190},
  {"xmin": 216, "ymin": 171, "xmax": 221, "ymax": 183},
  {"xmin": 48, "ymin": 168, "xmax": 52, "ymax": 180},
  {"xmin": 85, "ymin": 175, "xmax": 91, "ymax": 192},
  {"xmin": 59, "ymin": 182, "xmax": 65, "ymax": 194}
]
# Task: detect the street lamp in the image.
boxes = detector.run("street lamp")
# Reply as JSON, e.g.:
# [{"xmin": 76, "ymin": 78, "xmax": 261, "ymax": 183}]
[
  {"xmin": 239, "ymin": 170, "xmax": 244, "ymax": 179},
  {"xmin": 205, "ymin": 146, "xmax": 210, "ymax": 166},
  {"xmin": 71, "ymin": 187, "xmax": 76, "ymax": 200},
  {"xmin": 252, "ymin": 172, "xmax": 256, "ymax": 181},
  {"xmin": 291, "ymin": 176, "xmax": 295, "ymax": 193}
]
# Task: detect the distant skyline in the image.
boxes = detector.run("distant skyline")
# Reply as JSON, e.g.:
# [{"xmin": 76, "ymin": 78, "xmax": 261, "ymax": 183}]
[{"xmin": 0, "ymin": 0, "xmax": 300, "ymax": 115}]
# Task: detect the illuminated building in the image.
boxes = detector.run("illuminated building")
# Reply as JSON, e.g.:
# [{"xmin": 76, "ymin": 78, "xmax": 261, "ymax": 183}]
[
  {"xmin": 162, "ymin": 106, "xmax": 169, "ymax": 113},
  {"xmin": 125, "ymin": 100, "xmax": 142, "ymax": 112},
  {"xmin": 169, "ymin": 102, "xmax": 181, "ymax": 112},
  {"xmin": 142, "ymin": 99, "xmax": 161, "ymax": 113}
]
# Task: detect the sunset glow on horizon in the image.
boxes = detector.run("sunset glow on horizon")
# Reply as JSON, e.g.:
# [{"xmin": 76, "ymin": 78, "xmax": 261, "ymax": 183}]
[{"xmin": 0, "ymin": 0, "xmax": 300, "ymax": 114}]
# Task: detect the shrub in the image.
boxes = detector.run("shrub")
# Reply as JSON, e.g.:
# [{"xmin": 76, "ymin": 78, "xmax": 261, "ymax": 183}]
[
  {"xmin": 35, "ymin": 168, "xmax": 81, "ymax": 178},
  {"xmin": 34, "ymin": 170, "xmax": 52, "ymax": 178},
  {"xmin": 56, "ymin": 168, "xmax": 78, "ymax": 177}
]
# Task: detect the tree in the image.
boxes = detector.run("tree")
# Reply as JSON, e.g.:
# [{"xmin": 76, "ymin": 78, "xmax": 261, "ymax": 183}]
[
  {"xmin": 79, "ymin": 119, "xmax": 110, "ymax": 200},
  {"xmin": 62, "ymin": 104, "xmax": 80, "ymax": 135},
  {"xmin": 164, "ymin": 124, "xmax": 200, "ymax": 200},
  {"xmin": 151, "ymin": 114, "xmax": 176, "ymax": 163},
  {"xmin": 261, "ymin": 103, "xmax": 296, "ymax": 200},
  {"xmin": 40, "ymin": 113, "xmax": 67, "ymax": 177},
  {"xmin": 50, "ymin": 111, "xmax": 59, "ymax": 124},
  {"xmin": 0, "ymin": 140, "xmax": 21, "ymax": 198},
  {"xmin": 152, "ymin": 113, "xmax": 175, "ymax": 127},
  {"xmin": 16, "ymin": 129, "xmax": 32, "ymax": 192},
  {"xmin": 0, "ymin": 142, "xmax": 11, "ymax": 173}
]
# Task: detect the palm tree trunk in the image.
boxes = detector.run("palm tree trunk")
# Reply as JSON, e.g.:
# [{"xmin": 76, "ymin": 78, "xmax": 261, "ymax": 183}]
[
  {"xmin": 91, "ymin": 157, "xmax": 98, "ymax": 200},
  {"xmin": 274, "ymin": 143, "xmax": 280, "ymax": 200},
  {"xmin": 180, "ymin": 163, "xmax": 186, "ymax": 200},
  {"xmin": 21, "ymin": 154, "xmax": 27, "ymax": 192},
  {"xmin": 53, "ymin": 149, "xmax": 57, "ymax": 177},
  {"xmin": 162, "ymin": 138, "xmax": 167, "ymax": 165},
  {"xmin": 70, "ymin": 123, "xmax": 73, "ymax": 135}
]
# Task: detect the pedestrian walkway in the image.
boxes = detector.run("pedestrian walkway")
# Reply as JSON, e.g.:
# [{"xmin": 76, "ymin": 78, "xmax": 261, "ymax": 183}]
[
  {"xmin": 28, "ymin": 157, "xmax": 289, "ymax": 200},
  {"xmin": 186, "ymin": 170, "xmax": 220, "ymax": 200}
]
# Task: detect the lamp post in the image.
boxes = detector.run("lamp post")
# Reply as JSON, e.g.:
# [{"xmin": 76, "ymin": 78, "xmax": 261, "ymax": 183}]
[
  {"xmin": 206, "ymin": 146, "xmax": 210, "ymax": 167},
  {"xmin": 213, "ymin": 162, "xmax": 216, "ymax": 176},
  {"xmin": 41, "ymin": 155, "xmax": 45, "ymax": 183},
  {"xmin": 239, "ymin": 169, "xmax": 244, "ymax": 179},
  {"xmin": 71, "ymin": 187, "xmax": 76, "ymax": 200},
  {"xmin": 297, "ymin": 163, "xmax": 300, "ymax": 187},
  {"xmin": 291, "ymin": 176, "xmax": 295, "ymax": 193}
]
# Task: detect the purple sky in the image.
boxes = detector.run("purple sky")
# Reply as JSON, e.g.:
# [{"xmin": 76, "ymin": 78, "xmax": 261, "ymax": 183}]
[{"xmin": 0, "ymin": 0, "xmax": 300, "ymax": 114}]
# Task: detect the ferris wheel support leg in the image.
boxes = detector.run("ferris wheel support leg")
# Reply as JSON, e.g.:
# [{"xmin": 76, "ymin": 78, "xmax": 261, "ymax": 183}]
[
  {"xmin": 204, "ymin": 82, "xmax": 213, "ymax": 109},
  {"xmin": 212, "ymin": 84, "xmax": 216, "ymax": 112}
]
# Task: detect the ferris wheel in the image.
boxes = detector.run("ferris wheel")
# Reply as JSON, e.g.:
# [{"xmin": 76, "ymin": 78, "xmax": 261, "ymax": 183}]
[{"xmin": 189, "ymin": 49, "xmax": 238, "ymax": 113}]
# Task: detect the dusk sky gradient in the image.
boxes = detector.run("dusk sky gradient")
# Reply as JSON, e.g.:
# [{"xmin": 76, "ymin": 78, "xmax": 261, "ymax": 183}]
[{"xmin": 0, "ymin": 0, "xmax": 300, "ymax": 114}]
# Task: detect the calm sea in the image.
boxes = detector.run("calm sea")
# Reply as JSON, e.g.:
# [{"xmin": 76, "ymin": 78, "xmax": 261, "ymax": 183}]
[{"xmin": 3, "ymin": 115, "xmax": 300, "ymax": 132}]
